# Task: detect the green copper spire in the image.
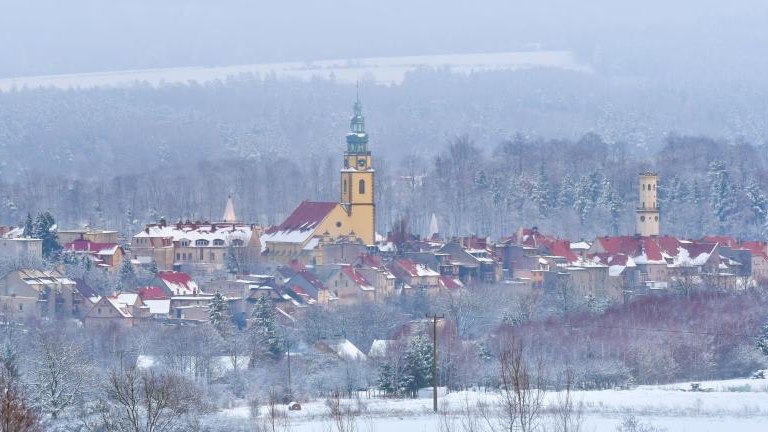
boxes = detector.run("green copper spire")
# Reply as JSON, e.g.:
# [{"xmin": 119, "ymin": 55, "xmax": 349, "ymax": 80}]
[{"xmin": 346, "ymin": 83, "xmax": 369, "ymax": 153}]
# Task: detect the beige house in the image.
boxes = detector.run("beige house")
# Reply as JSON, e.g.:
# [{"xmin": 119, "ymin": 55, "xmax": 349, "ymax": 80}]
[
  {"xmin": 58, "ymin": 228, "xmax": 119, "ymax": 245},
  {"xmin": 83, "ymin": 293, "xmax": 150, "ymax": 328},
  {"xmin": 0, "ymin": 238, "xmax": 43, "ymax": 262},
  {"xmin": 0, "ymin": 269, "xmax": 77, "ymax": 321},
  {"xmin": 132, "ymin": 221, "xmax": 261, "ymax": 272}
]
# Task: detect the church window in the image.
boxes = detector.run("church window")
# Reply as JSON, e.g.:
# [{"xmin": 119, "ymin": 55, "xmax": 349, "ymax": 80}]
[
  {"xmin": 336, "ymin": 221, "xmax": 342, "ymax": 228},
  {"xmin": 654, "ymin": 216, "xmax": 659, "ymax": 221},
  {"xmin": 640, "ymin": 216, "xmax": 646, "ymax": 222},
  {"xmin": 359, "ymin": 179, "xmax": 366, "ymax": 194},
  {"xmin": 642, "ymin": 201, "xmax": 645, "ymax": 208},
  {"xmin": 343, "ymin": 179, "xmax": 347, "ymax": 194},
  {"xmin": 642, "ymin": 184, "xmax": 645, "ymax": 191}
]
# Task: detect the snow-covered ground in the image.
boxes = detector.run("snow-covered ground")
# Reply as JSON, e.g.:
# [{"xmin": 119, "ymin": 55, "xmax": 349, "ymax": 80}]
[
  {"xmin": 0, "ymin": 51, "xmax": 590, "ymax": 92},
  {"xmin": 218, "ymin": 377, "xmax": 768, "ymax": 431}
]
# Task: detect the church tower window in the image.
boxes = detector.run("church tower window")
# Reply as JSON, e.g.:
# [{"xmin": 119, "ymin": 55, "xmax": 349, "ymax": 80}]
[{"xmin": 359, "ymin": 179, "xmax": 366, "ymax": 194}]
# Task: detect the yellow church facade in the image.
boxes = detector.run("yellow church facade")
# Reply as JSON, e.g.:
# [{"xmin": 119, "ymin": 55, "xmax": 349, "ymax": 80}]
[{"xmin": 261, "ymin": 96, "xmax": 376, "ymax": 264}]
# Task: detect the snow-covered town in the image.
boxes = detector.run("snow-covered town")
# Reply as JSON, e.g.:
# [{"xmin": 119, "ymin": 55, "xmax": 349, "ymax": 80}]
[{"xmin": 4, "ymin": 2, "xmax": 768, "ymax": 431}]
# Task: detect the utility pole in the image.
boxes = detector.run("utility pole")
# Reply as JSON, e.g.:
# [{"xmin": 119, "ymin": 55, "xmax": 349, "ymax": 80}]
[
  {"xmin": 287, "ymin": 340, "xmax": 292, "ymax": 398},
  {"xmin": 426, "ymin": 313, "xmax": 444, "ymax": 412}
]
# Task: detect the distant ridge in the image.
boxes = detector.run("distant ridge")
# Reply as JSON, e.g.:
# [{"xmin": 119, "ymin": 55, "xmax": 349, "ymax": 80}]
[{"xmin": 0, "ymin": 51, "xmax": 590, "ymax": 92}]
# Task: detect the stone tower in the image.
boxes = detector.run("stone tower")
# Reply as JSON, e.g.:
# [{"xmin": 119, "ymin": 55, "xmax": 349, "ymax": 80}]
[
  {"xmin": 339, "ymin": 90, "xmax": 375, "ymax": 245},
  {"xmin": 636, "ymin": 172, "xmax": 660, "ymax": 236}
]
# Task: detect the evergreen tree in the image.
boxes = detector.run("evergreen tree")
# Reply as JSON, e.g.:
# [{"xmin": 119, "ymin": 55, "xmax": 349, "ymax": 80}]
[
  {"xmin": 225, "ymin": 246, "xmax": 240, "ymax": 274},
  {"xmin": 558, "ymin": 175, "xmax": 576, "ymax": 208},
  {"xmin": 21, "ymin": 213, "xmax": 33, "ymax": 238},
  {"xmin": 599, "ymin": 178, "xmax": 624, "ymax": 235},
  {"xmin": 745, "ymin": 178, "xmax": 768, "ymax": 228},
  {"xmin": 147, "ymin": 261, "xmax": 159, "ymax": 276},
  {"xmin": 118, "ymin": 259, "xmax": 136, "ymax": 290},
  {"xmin": 400, "ymin": 335, "xmax": 433, "ymax": 397},
  {"xmin": 531, "ymin": 165, "xmax": 553, "ymax": 217},
  {"xmin": 707, "ymin": 161, "xmax": 737, "ymax": 233},
  {"xmin": 377, "ymin": 362, "xmax": 397, "ymax": 394},
  {"xmin": 249, "ymin": 295, "xmax": 283, "ymax": 361},
  {"xmin": 757, "ymin": 322, "xmax": 768, "ymax": 357},
  {"xmin": 31, "ymin": 211, "xmax": 61, "ymax": 259},
  {"xmin": 208, "ymin": 292, "xmax": 232, "ymax": 338}
]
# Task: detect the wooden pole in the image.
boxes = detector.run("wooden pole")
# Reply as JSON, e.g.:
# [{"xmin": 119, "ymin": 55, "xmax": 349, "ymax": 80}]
[{"xmin": 426, "ymin": 313, "xmax": 444, "ymax": 412}]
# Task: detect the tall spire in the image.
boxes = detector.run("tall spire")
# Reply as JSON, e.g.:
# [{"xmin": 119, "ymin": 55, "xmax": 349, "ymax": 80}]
[
  {"xmin": 346, "ymin": 82, "xmax": 369, "ymax": 153},
  {"xmin": 223, "ymin": 194, "xmax": 237, "ymax": 223}
]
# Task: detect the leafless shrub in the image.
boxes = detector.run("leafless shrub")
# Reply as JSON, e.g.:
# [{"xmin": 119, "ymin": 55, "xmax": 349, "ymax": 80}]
[
  {"xmin": 0, "ymin": 373, "xmax": 41, "ymax": 432},
  {"xmin": 324, "ymin": 389, "xmax": 358, "ymax": 432},
  {"xmin": 615, "ymin": 414, "xmax": 665, "ymax": 432},
  {"xmin": 551, "ymin": 368, "xmax": 584, "ymax": 432}
]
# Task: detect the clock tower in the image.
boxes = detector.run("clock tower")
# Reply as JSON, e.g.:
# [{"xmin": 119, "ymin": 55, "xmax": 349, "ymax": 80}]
[{"xmin": 340, "ymin": 92, "xmax": 375, "ymax": 245}]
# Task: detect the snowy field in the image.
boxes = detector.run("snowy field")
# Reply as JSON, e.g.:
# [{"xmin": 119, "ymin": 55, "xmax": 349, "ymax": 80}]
[
  {"xmin": 0, "ymin": 51, "xmax": 590, "ymax": 92},
  {"xmin": 218, "ymin": 377, "xmax": 768, "ymax": 431}
]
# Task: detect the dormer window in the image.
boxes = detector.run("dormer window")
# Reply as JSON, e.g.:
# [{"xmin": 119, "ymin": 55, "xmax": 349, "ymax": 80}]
[
  {"xmin": 231, "ymin": 239, "xmax": 244, "ymax": 247},
  {"xmin": 213, "ymin": 239, "xmax": 225, "ymax": 246},
  {"xmin": 180, "ymin": 240, "xmax": 190, "ymax": 247},
  {"xmin": 195, "ymin": 239, "xmax": 209, "ymax": 247}
]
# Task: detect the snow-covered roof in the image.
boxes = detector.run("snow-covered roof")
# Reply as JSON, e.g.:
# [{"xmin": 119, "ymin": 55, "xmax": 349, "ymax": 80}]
[
  {"xmin": 261, "ymin": 201, "xmax": 338, "ymax": 248},
  {"xmin": 135, "ymin": 223, "xmax": 254, "ymax": 247},
  {"xmin": 143, "ymin": 299, "xmax": 171, "ymax": 315}
]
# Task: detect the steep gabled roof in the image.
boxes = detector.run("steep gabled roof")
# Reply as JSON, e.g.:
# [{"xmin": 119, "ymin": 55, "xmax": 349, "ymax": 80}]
[
  {"xmin": 394, "ymin": 258, "xmax": 440, "ymax": 277},
  {"xmin": 138, "ymin": 286, "xmax": 168, "ymax": 300},
  {"xmin": 156, "ymin": 271, "xmax": 199, "ymax": 296},
  {"xmin": 262, "ymin": 201, "xmax": 338, "ymax": 246},
  {"xmin": 340, "ymin": 266, "xmax": 374, "ymax": 290}
]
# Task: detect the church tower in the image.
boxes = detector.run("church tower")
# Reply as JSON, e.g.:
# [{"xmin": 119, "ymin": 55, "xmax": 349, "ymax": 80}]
[
  {"xmin": 636, "ymin": 172, "xmax": 660, "ymax": 236},
  {"xmin": 340, "ymin": 91, "xmax": 375, "ymax": 245}
]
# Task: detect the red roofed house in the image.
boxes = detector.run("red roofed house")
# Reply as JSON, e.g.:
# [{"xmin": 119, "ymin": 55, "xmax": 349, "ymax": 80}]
[
  {"xmin": 320, "ymin": 264, "xmax": 376, "ymax": 305},
  {"xmin": 391, "ymin": 258, "xmax": 440, "ymax": 290},
  {"xmin": 63, "ymin": 239, "xmax": 125, "ymax": 272},
  {"xmin": 150, "ymin": 271, "xmax": 201, "ymax": 297}
]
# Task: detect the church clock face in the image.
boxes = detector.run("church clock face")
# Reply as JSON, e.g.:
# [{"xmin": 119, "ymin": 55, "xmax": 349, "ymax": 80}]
[{"xmin": 357, "ymin": 159, "xmax": 366, "ymax": 169}]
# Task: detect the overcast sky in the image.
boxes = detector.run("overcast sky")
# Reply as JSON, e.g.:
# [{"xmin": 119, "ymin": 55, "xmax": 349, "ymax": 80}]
[{"xmin": 2, "ymin": 0, "xmax": 768, "ymax": 77}]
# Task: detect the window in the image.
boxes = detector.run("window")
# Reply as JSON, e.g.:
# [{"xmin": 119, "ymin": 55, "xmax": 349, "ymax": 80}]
[
  {"xmin": 231, "ymin": 239, "xmax": 244, "ymax": 247},
  {"xmin": 97, "ymin": 307, "xmax": 101, "ymax": 314},
  {"xmin": 176, "ymin": 253, "xmax": 180, "ymax": 260},
  {"xmin": 642, "ymin": 201, "xmax": 645, "ymax": 208},
  {"xmin": 19, "ymin": 304, "xmax": 23, "ymax": 311},
  {"xmin": 180, "ymin": 240, "xmax": 190, "ymax": 247},
  {"xmin": 210, "ymin": 252, "xmax": 215, "ymax": 261},
  {"xmin": 358, "ymin": 179, "xmax": 365, "ymax": 194},
  {"xmin": 213, "ymin": 239, "xmax": 225, "ymax": 246},
  {"xmin": 642, "ymin": 184, "xmax": 645, "ymax": 191},
  {"xmin": 199, "ymin": 249, "xmax": 204, "ymax": 260},
  {"xmin": 640, "ymin": 216, "xmax": 646, "ymax": 222},
  {"xmin": 343, "ymin": 179, "xmax": 347, "ymax": 194},
  {"xmin": 195, "ymin": 239, "xmax": 209, "ymax": 246}
]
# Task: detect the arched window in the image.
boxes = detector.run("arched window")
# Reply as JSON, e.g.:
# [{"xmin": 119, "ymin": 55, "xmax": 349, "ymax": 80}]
[
  {"xmin": 343, "ymin": 179, "xmax": 347, "ymax": 194},
  {"xmin": 642, "ymin": 184, "xmax": 646, "ymax": 191},
  {"xmin": 358, "ymin": 179, "xmax": 365, "ymax": 194}
]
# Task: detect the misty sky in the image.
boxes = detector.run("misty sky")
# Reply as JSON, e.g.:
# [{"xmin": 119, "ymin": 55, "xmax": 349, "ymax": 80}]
[{"xmin": 2, "ymin": 0, "xmax": 768, "ymax": 78}]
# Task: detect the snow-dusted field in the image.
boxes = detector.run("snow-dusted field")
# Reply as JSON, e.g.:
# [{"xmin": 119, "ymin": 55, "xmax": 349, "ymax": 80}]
[
  {"xmin": 219, "ymin": 377, "xmax": 768, "ymax": 431},
  {"xmin": 0, "ymin": 51, "xmax": 590, "ymax": 92}
]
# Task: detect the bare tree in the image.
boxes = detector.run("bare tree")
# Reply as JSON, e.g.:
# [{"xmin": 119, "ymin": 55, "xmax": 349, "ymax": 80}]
[
  {"xmin": 482, "ymin": 337, "xmax": 546, "ymax": 432},
  {"xmin": 552, "ymin": 368, "xmax": 584, "ymax": 432},
  {"xmin": 97, "ymin": 368, "xmax": 200, "ymax": 432},
  {"xmin": 29, "ymin": 326, "xmax": 93, "ymax": 419},
  {"xmin": 0, "ymin": 373, "xmax": 41, "ymax": 432}
]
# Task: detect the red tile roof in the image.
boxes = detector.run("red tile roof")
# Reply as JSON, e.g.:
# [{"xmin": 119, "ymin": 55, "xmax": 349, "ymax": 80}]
[
  {"xmin": 158, "ymin": 271, "xmax": 194, "ymax": 285},
  {"xmin": 65, "ymin": 239, "xmax": 119, "ymax": 255},
  {"xmin": 265, "ymin": 201, "xmax": 337, "ymax": 234},
  {"xmin": 741, "ymin": 241, "xmax": 768, "ymax": 259},
  {"xmin": 340, "ymin": 266, "xmax": 372, "ymax": 288},
  {"xmin": 595, "ymin": 236, "xmax": 670, "ymax": 262},
  {"xmin": 438, "ymin": 276, "xmax": 463, "ymax": 290},
  {"xmin": 702, "ymin": 236, "xmax": 739, "ymax": 248},
  {"xmin": 138, "ymin": 286, "xmax": 168, "ymax": 300}
]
